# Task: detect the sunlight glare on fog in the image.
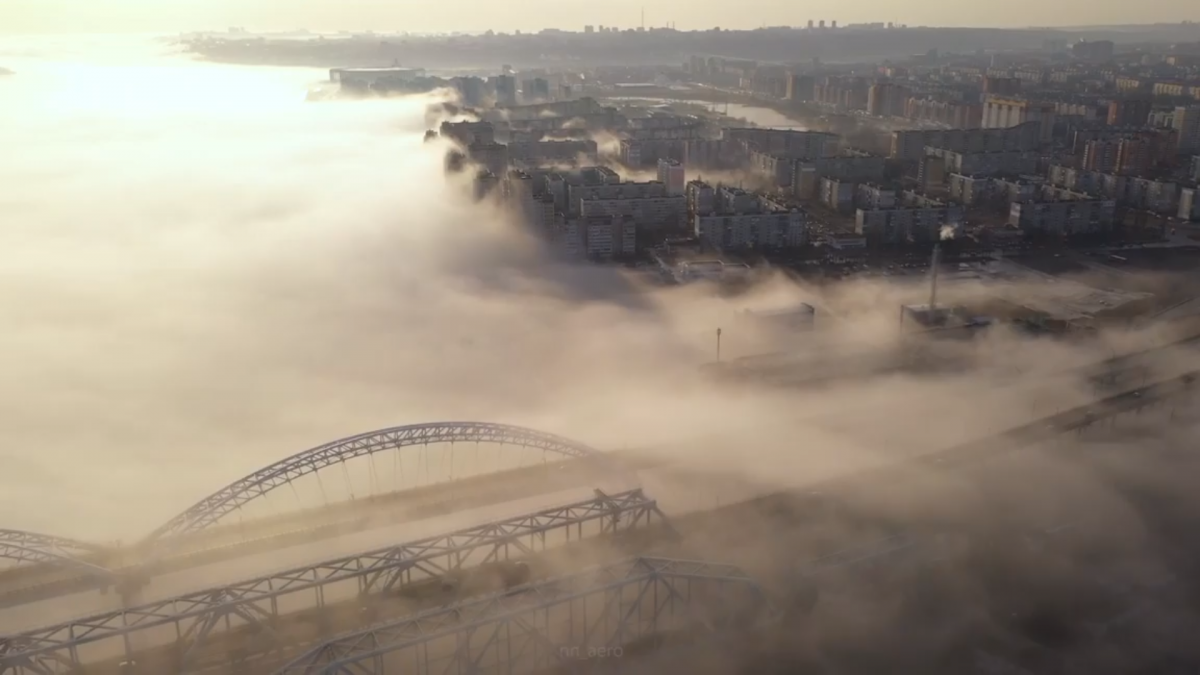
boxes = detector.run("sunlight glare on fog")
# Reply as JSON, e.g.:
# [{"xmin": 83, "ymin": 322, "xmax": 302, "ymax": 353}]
[{"xmin": 0, "ymin": 36, "xmax": 1151, "ymax": 544}]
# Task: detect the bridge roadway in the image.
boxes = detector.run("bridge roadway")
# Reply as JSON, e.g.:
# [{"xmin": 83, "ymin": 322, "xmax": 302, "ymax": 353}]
[
  {"xmin": 0, "ymin": 460, "xmax": 647, "ymax": 608},
  {"xmin": 3, "ymin": 369, "xmax": 1196, "ymax": 675},
  {"xmin": 4, "ymin": 329, "xmax": 1200, "ymax": 611}
]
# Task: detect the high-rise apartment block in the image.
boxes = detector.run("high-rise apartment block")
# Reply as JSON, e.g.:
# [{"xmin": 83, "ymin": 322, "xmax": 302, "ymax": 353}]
[
  {"xmin": 493, "ymin": 75, "xmax": 518, "ymax": 106},
  {"xmin": 1107, "ymin": 97, "xmax": 1152, "ymax": 127},
  {"xmin": 1174, "ymin": 106, "xmax": 1200, "ymax": 155},
  {"xmin": 982, "ymin": 96, "xmax": 1056, "ymax": 143},
  {"xmin": 867, "ymin": 83, "xmax": 911, "ymax": 117},
  {"xmin": 656, "ymin": 159, "xmax": 686, "ymax": 196}
]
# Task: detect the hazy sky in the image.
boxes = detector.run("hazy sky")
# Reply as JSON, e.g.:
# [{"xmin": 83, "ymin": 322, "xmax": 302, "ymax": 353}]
[{"xmin": 2, "ymin": 0, "xmax": 1197, "ymax": 35}]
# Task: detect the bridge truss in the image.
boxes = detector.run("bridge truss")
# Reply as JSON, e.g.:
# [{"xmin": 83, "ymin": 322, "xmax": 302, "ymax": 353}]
[
  {"xmin": 0, "ymin": 489, "xmax": 668, "ymax": 675},
  {"xmin": 0, "ymin": 530, "xmax": 111, "ymax": 582},
  {"xmin": 275, "ymin": 556, "xmax": 768, "ymax": 675},
  {"xmin": 147, "ymin": 422, "xmax": 619, "ymax": 542}
]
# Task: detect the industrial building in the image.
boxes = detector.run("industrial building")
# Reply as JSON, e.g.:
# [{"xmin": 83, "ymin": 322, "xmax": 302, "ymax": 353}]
[
  {"xmin": 738, "ymin": 304, "xmax": 817, "ymax": 335},
  {"xmin": 900, "ymin": 304, "xmax": 992, "ymax": 339}
]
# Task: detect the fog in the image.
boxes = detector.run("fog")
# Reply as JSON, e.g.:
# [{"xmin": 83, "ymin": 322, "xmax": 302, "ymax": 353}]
[
  {"xmin": 0, "ymin": 36, "xmax": 1193, "ymax": 557},
  {"xmin": 6, "ymin": 35, "xmax": 1200, "ymax": 675}
]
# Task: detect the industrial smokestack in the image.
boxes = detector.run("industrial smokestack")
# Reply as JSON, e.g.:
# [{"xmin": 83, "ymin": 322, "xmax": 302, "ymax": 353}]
[{"xmin": 929, "ymin": 244, "xmax": 941, "ymax": 310}]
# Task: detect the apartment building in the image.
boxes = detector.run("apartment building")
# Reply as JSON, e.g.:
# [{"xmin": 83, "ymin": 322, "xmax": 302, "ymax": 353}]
[
  {"xmin": 890, "ymin": 122, "xmax": 1040, "ymax": 162},
  {"xmin": 695, "ymin": 211, "xmax": 807, "ymax": 250},
  {"xmin": 982, "ymin": 96, "xmax": 1057, "ymax": 143},
  {"xmin": 1008, "ymin": 188, "xmax": 1116, "ymax": 235},
  {"xmin": 923, "ymin": 147, "xmax": 1039, "ymax": 177}
]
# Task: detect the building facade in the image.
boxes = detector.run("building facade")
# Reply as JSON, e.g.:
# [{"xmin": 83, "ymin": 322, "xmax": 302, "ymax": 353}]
[{"xmin": 656, "ymin": 159, "xmax": 686, "ymax": 196}]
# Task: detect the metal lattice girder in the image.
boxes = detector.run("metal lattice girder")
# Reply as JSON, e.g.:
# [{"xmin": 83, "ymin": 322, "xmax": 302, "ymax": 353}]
[
  {"xmin": 0, "ymin": 489, "xmax": 667, "ymax": 674},
  {"xmin": 0, "ymin": 530, "xmax": 109, "ymax": 577},
  {"xmin": 0, "ymin": 530, "xmax": 105, "ymax": 561},
  {"xmin": 275, "ymin": 556, "xmax": 768, "ymax": 675},
  {"xmin": 0, "ymin": 544, "xmax": 113, "ymax": 584},
  {"xmin": 148, "ymin": 421, "xmax": 623, "ymax": 542}
]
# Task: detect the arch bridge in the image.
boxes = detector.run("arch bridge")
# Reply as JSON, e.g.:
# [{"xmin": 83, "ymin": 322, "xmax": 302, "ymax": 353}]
[
  {"xmin": 0, "ymin": 529, "xmax": 113, "ymax": 580},
  {"xmin": 145, "ymin": 421, "xmax": 621, "ymax": 544}
]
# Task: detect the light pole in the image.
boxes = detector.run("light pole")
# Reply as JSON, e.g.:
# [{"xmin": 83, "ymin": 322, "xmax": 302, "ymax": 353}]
[{"xmin": 716, "ymin": 327, "xmax": 723, "ymax": 362}]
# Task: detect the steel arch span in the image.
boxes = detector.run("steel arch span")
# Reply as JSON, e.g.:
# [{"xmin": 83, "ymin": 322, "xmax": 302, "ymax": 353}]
[
  {"xmin": 0, "ymin": 530, "xmax": 112, "ymax": 581},
  {"xmin": 146, "ymin": 422, "xmax": 616, "ymax": 543}
]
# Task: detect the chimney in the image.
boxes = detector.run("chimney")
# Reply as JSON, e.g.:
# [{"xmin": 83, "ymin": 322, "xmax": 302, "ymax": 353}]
[{"xmin": 929, "ymin": 244, "xmax": 941, "ymax": 310}]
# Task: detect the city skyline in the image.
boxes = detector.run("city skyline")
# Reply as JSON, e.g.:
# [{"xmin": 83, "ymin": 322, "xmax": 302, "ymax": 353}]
[{"xmin": 2, "ymin": 0, "xmax": 1198, "ymax": 36}]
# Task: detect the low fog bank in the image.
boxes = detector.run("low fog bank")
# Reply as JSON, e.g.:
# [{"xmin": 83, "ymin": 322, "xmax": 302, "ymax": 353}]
[
  {"xmin": 2, "ymin": 42, "xmax": 1197, "ymax": 547},
  {"xmin": 580, "ymin": 410, "xmax": 1200, "ymax": 675}
]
